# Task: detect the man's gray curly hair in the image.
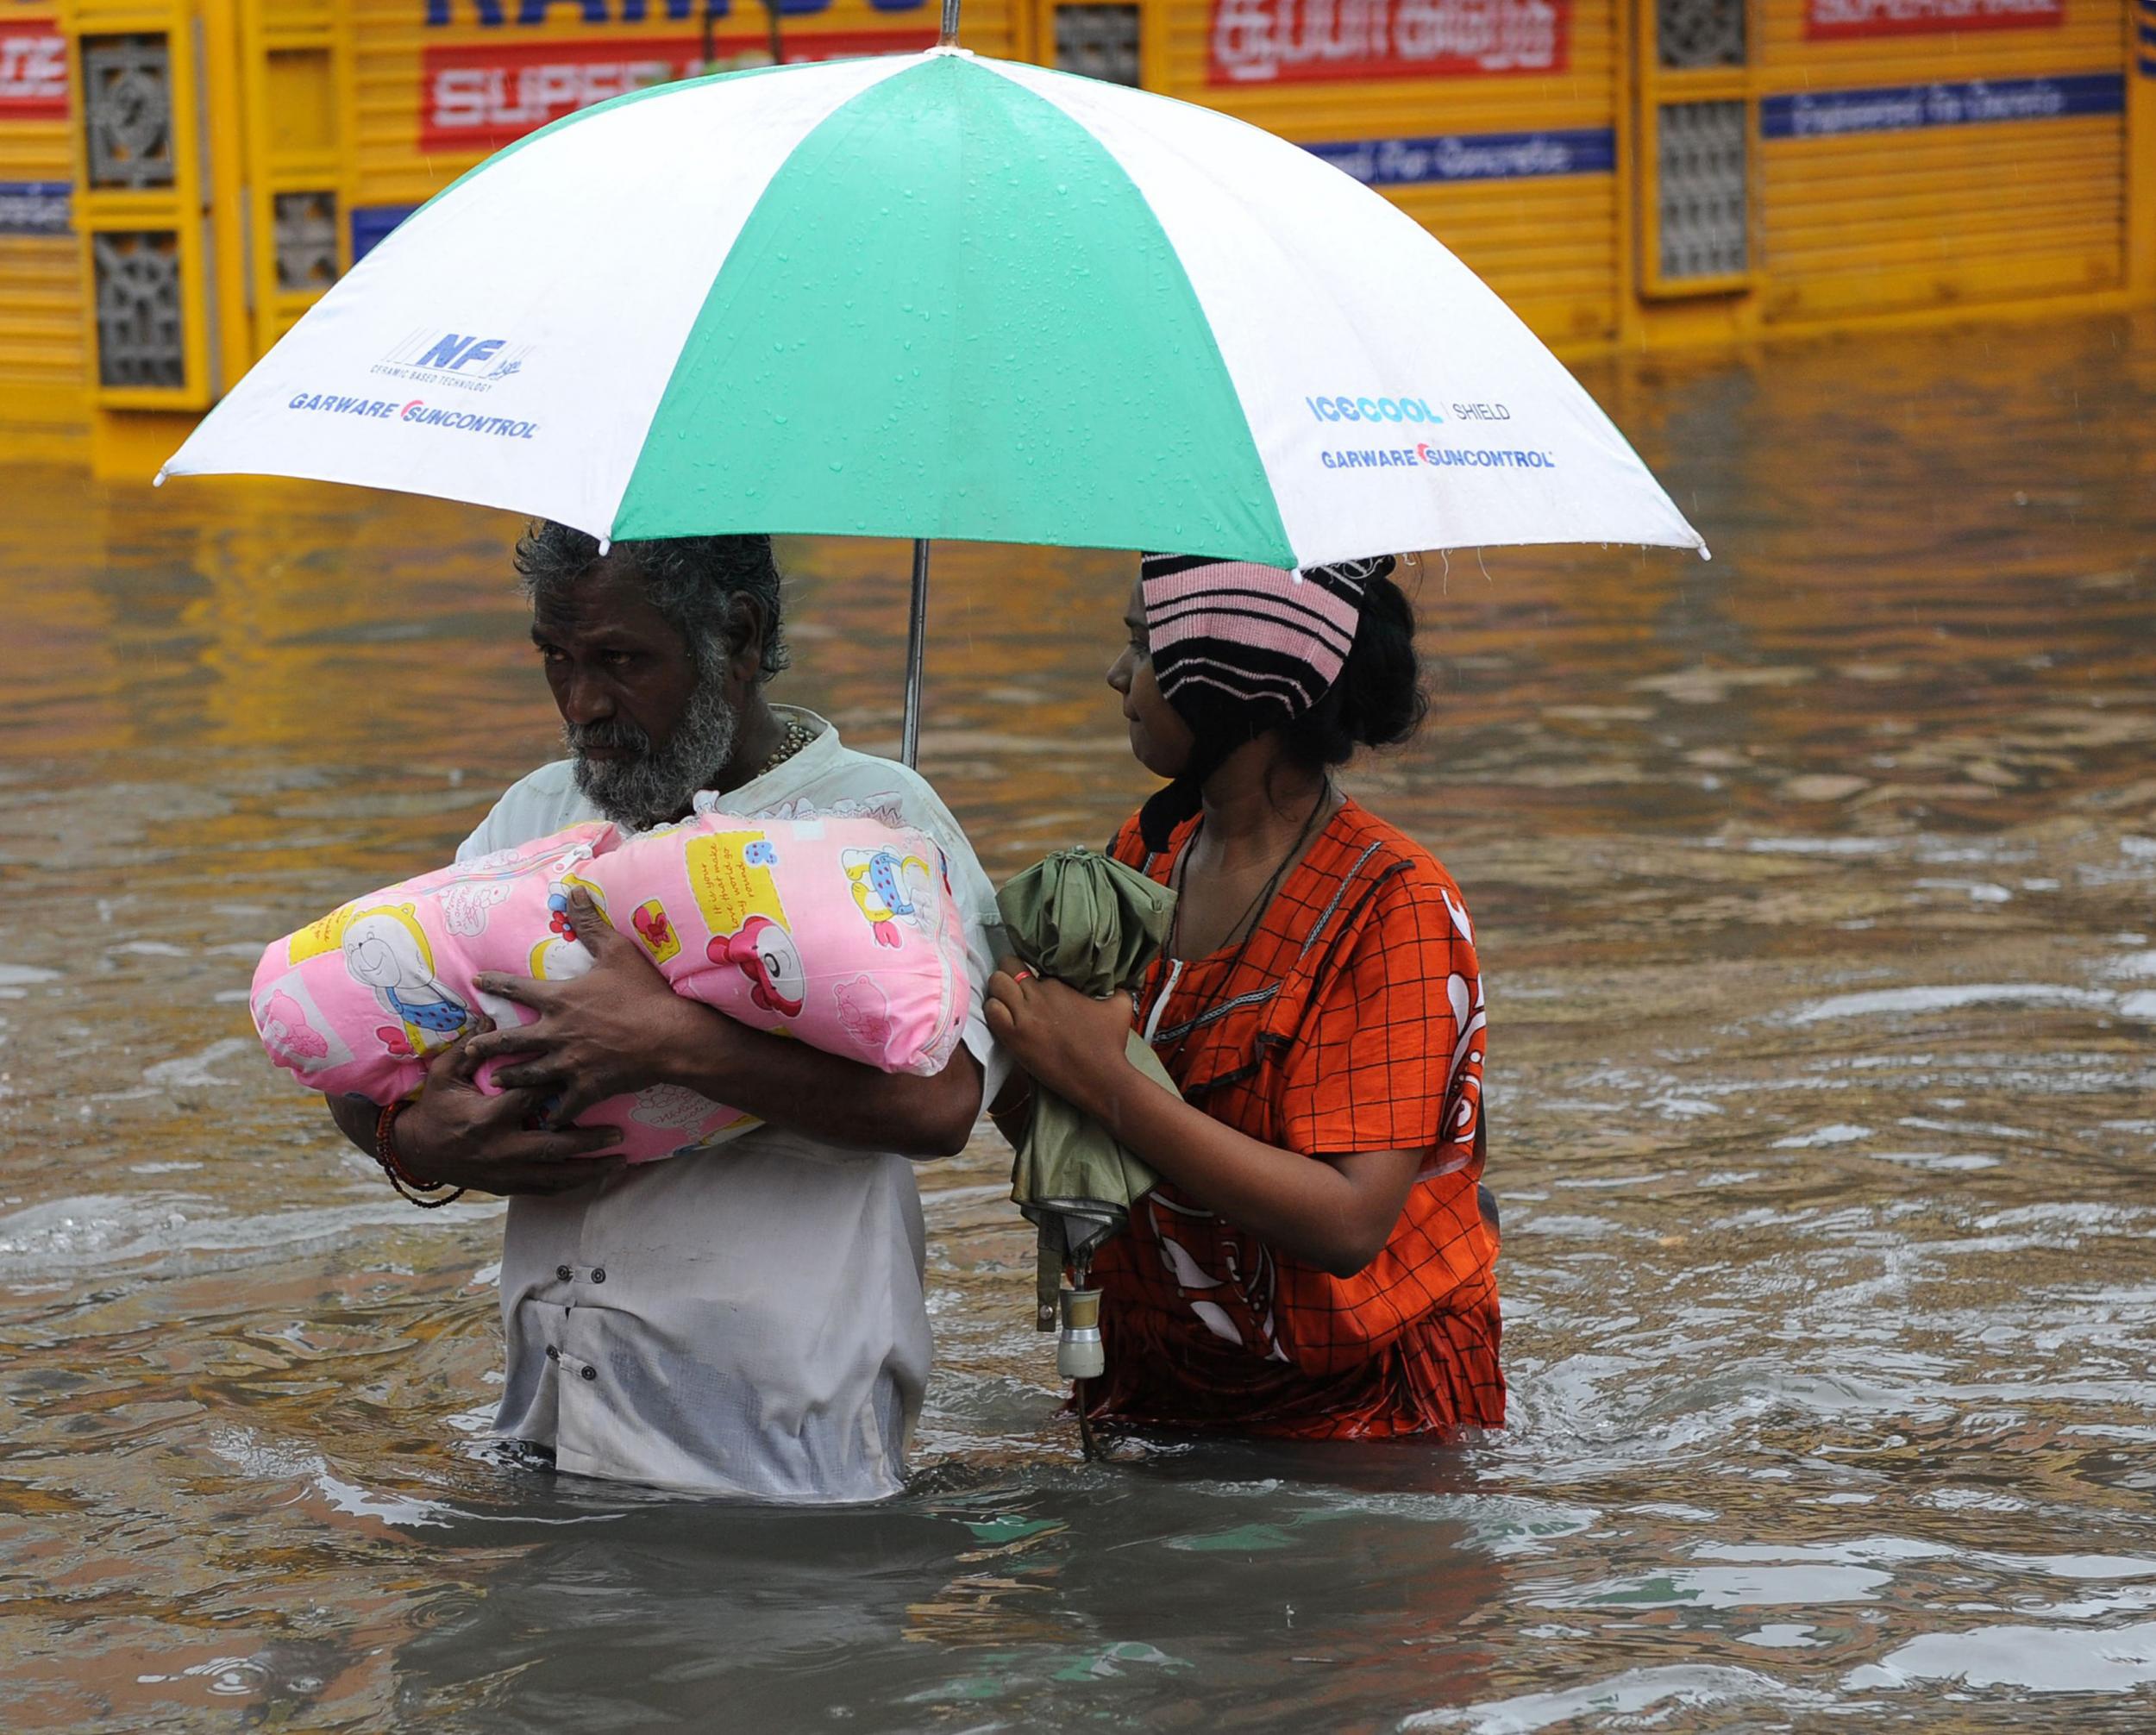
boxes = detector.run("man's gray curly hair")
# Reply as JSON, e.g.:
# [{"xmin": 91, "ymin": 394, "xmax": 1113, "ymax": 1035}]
[{"xmin": 513, "ymin": 522, "xmax": 790, "ymax": 680}]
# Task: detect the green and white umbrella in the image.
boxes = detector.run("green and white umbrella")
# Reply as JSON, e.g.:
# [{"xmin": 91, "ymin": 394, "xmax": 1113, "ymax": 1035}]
[{"xmin": 161, "ymin": 39, "xmax": 1704, "ymax": 755}]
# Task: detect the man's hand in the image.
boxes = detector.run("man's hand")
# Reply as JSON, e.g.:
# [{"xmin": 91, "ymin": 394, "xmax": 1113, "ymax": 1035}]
[
  {"xmin": 383, "ymin": 1021, "xmax": 625, "ymax": 1196},
  {"xmin": 461, "ymin": 887, "xmax": 732, "ymax": 1128},
  {"xmin": 460, "ymin": 886, "xmax": 982, "ymax": 1158},
  {"xmin": 983, "ymin": 955, "xmax": 1138, "ymax": 1109}
]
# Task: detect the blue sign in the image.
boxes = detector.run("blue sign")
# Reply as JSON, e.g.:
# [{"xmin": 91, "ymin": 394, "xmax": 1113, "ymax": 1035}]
[
  {"xmin": 351, "ymin": 204, "xmax": 419, "ymax": 263},
  {"xmin": 0, "ymin": 181, "xmax": 71, "ymax": 237},
  {"xmin": 1759, "ymin": 73, "xmax": 2124, "ymax": 139},
  {"xmin": 1306, "ymin": 128, "xmax": 1615, "ymax": 188},
  {"xmin": 423, "ymin": 0, "xmax": 920, "ymax": 22}
]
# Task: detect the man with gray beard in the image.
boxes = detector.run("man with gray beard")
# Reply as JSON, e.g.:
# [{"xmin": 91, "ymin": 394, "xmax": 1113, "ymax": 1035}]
[{"xmin": 326, "ymin": 524, "xmax": 1006, "ymax": 1502}]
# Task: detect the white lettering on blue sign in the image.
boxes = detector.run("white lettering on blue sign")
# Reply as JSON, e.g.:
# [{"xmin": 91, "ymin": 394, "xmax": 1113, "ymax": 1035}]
[
  {"xmin": 1307, "ymin": 128, "xmax": 1614, "ymax": 188},
  {"xmin": 0, "ymin": 181, "xmax": 71, "ymax": 237},
  {"xmin": 1759, "ymin": 74, "xmax": 2124, "ymax": 138}
]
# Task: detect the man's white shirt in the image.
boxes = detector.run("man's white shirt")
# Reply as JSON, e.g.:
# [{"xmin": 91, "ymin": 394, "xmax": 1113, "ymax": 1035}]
[{"xmin": 456, "ymin": 707, "xmax": 1003, "ymax": 1502}]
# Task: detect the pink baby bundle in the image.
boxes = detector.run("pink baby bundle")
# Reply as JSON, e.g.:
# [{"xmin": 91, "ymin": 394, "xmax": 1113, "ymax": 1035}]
[{"xmin": 249, "ymin": 809, "xmax": 972, "ymax": 1162}]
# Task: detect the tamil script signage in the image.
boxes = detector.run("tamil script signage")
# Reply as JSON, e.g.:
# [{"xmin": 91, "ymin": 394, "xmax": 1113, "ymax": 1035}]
[
  {"xmin": 420, "ymin": 29, "xmax": 932, "ymax": 149},
  {"xmin": 1209, "ymin": 0, "xmax": 1567, "ymax": 85},
  {"xmin": 1807, "ymin": 0, "xmax": 2062, "ymax": 37},
  {"xmin": 1759, "ymin": 73, "xmax": 2123, "ymax": 137},
  {"xmin": 0, "ymin": 24, "xmax": 67, "ymax": 119}
]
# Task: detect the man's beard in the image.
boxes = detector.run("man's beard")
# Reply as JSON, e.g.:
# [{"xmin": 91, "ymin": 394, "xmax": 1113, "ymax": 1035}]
[{"xmin": 565, "ymin": 651, "xmax": 740, "ymax": 830}]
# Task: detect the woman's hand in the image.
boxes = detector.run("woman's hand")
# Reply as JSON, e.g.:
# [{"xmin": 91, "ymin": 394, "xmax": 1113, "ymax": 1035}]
[
  {"xmin": 461, "ymin": 887, "xmax": 732, "ymax": 1127},
  {"xmin": 983, "ymin": 955, "xmax": 1138, "ymax": 1106}
]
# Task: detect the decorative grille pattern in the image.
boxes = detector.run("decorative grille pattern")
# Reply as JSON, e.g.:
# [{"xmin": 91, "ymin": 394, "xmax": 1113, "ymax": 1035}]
[
  {"xmin": 92, "ymin": 230, "xmax": 185, "ymax": 389},
  {"xmin": 1657, "ymin": 101, "xmax": 1747, "ymax": 280},
  {"xmin": 1054, "ymin": 5, "xmax": 1141, "ymax": 86},
  {"xmin": 273, "ymin": 191, "xmax": 340, "ymax": 291},
  {"xmin": 81, "ymin": 35, "xmax": 174, "ymax": 190},
  {"xmin": 1657, "ymin": 0, "xmax": 1745, "ymax": 68}
]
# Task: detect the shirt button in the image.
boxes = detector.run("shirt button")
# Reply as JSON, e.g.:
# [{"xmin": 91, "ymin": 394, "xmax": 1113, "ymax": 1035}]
[
  {"xmin": 580, "ymin": 1365, "xmax": 597, "ymax": 1381},
  {"xmin": 555, "ymin": 1264, "xmax": 572, "ymax": 1281},
  {"xmin": 546, "ymin": 1345, "xmax": 559, "ymax": 1362},
  {"xmin": 592, "ymin": 1267, "xmax": 606, "ymax": 1283}
]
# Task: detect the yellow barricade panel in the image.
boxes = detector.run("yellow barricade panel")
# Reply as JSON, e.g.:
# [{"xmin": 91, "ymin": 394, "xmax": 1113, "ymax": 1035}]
[{"xmin": 0, "ymin": 3, "xmax": 86, "ymax": 445}]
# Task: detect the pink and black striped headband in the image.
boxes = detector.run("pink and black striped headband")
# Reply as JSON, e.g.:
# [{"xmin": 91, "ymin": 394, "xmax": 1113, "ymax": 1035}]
[{"xmin": 1139, "ymin": 552, "xmax": 1395, "ymax": 733}]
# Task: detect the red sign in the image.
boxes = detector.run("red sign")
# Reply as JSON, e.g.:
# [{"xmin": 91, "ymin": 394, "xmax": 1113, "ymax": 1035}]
[
  {"xmin": 0, "ymin": 26, "xmax": 67, "ymax": 118},
  {"xmin": 421, "ymin": 32, "xmax": 934, "ymax": 152},
  {"xmin": 1806, "ymin": 0, "xmax": 2062, "ymax": 36},
  {"xmin": 1208, "ymin": 0, "xmax": 1567, "ymax": 85}
]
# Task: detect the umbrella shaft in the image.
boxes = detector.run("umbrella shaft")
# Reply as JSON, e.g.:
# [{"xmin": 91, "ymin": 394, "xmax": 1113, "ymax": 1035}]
[
  {"xmin": 902, "ymin": 537, "xmax": 931, "ymax": 769},
  {"xmin": 938, "ymin": 0, "xmax": 961, "ymax": 45}
]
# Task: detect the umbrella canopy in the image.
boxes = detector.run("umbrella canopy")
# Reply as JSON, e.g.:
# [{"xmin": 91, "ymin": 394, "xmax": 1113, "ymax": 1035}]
[
  {"xmin": 998, "ymin": 849, "xmax": 1177, "ymax": 1330},
  {"xmin": 160, "ymin": 47, "xmax": 1704, "ymax": 570}
]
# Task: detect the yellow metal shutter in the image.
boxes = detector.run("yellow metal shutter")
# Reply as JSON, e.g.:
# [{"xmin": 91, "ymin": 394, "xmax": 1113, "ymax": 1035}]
[
  {"xmin": 1757, "ymin": 0, "xmax": 2129, "ymax": 324},
  {"xmin": 0, "ymin": 6, "xmax": 86, "ymax": 450},
  {"xmin": 1151, "ymin": 0, "xmax": 1627, "ymax": 350}
]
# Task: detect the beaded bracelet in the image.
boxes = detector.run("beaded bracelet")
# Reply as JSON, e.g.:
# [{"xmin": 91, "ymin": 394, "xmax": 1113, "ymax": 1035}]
[{"xmin": 373, "ymin": 1100, "xmax": 467, "ymax": 1209}]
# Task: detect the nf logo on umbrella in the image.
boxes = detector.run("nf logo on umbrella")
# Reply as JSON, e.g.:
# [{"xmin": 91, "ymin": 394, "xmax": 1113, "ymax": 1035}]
[{"xmin": 372, "ymin": 329, "xmax": 530, "ymax": 394}]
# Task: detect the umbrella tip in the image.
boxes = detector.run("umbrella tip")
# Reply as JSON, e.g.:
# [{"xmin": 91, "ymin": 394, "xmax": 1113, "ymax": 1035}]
[
  {"xmin": 152, "ymin": 468, "xmax": 166, "ymax": 488},
  {"xmin": 598, "ymin": 537, "xmax": 611, "ymax": 556},
  {"xmin": 1696, "ymin": 543, "xmax": 1713, "ymax": 563}
]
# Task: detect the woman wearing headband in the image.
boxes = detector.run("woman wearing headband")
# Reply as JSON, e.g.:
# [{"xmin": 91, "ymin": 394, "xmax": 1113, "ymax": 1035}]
[{"xmin": 985, "ymin": 554, "xmax": 1502, "ymax": 1439}]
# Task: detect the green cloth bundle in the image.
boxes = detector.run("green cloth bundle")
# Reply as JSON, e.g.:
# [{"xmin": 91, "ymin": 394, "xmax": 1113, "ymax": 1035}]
[{"xmin": 995, "ymin": 849, "xmax": 1179, "ymax": 1329}]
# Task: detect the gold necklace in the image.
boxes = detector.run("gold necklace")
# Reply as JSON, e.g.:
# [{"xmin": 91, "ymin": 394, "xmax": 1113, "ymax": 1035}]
[{"xmin": 758, "ymin": 718, "xmax": 817, "ymax": 777}]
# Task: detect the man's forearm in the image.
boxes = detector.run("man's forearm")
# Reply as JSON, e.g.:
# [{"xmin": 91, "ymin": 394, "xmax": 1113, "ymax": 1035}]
[
  {"xmin": 328, "ymin": 1092, "xmax": 378, "ymax": 1157},
  {"xmin": 660, "ymin": 1017, "xmax": 982, "ymax": 1157}
]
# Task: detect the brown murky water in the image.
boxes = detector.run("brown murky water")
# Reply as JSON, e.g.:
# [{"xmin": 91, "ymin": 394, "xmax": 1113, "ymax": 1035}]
[{"xmin": 2, "ymin": 311, "xmax": 2153, "ymax": 1732}]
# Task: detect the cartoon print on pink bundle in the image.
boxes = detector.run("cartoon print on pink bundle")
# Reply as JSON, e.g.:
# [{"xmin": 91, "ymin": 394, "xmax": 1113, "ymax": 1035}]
[
  {"xmin": 631, "ymin": 900, "xmax": 681, "ymax": 964},
  {"xmin": 628, "ymin": 1080, "xmax": 753, "ymax": 1146},
  {"xmin": 340, "ymin": 905, "xmax": 474, "ymax": 1058},
  {"xmin": 258, "ymin": 991, "xmax": 330, "ymax": 1062},
  {"xmin": 841, "ymin": 846, "xmax": 938, "ymax": 949},
  {"xmin": 250, "ymin": 811, "xmax": 971, "ymax": 1162},
  {"xmin": 713, "ymin": 916, "xmax": 805, "ymax": 1018},
  {"xmin": 436, "ymin": 879, "xmax": 511, "ymax": 938},
  {"xmin": 832, "ymin": 974, "xmax": 895, "ymax": 1055}
]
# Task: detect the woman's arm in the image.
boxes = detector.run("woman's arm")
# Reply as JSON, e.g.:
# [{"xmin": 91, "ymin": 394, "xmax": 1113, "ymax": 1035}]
[
  {"xmin": 986, "ymin": 967, "xmax": 1419, "ymax": 1276},
  {"xmin": 987, "ymin": 1074, "xmax": 1035, "ymax": 1150}
]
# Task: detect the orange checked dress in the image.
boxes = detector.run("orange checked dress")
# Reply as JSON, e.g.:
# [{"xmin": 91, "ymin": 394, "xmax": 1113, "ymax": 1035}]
[{"xmin": 1090, "ymin": 799, "xmax": 1504, "ymax": 1438}]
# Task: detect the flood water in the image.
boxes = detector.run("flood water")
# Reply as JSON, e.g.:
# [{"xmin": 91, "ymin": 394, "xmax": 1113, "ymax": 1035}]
[{"xmin": 3, "ymin": 310, "xmax": 2153, "ymax": 1732}]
